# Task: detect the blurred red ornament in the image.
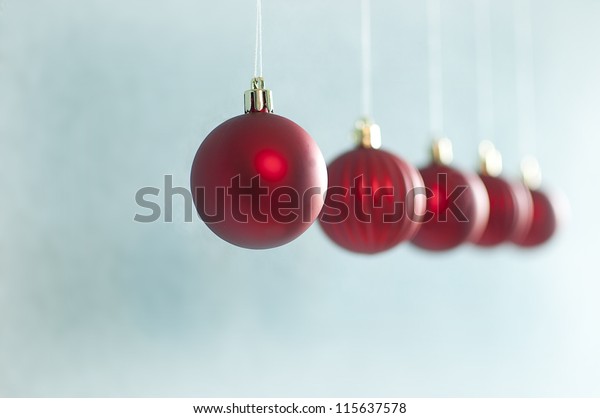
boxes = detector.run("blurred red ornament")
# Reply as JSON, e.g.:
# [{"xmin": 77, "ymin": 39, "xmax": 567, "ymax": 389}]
[
  {"xmin": 190, "ymin": 78, "xmax": 328, "ymax": 249},
  {"xmin": 512, "ymin": 157, "xmax": 559, "ymax": 247},
  {"xmin": 473, "ymin": 142, "xmax": 534, "ymax": 246},
  {"xmin": 513, "ymin": 189, "xmax": 557, "ymax": 247},
  {"xmin": 477, "ymin": 177, "xmax": 534, "ymax": 246},
  {"xmin": 411, "ymin": 138, "xmax": 489, "ymax": 251},
  {"xmin": 319, "ymin": 120, "xmax": 425, "ymax": 254}
]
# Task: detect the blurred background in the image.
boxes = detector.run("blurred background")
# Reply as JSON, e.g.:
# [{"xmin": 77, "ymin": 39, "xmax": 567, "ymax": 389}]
[{"xmin": 0, "ymin": 0, "xmax": 598, "ymax": 396}]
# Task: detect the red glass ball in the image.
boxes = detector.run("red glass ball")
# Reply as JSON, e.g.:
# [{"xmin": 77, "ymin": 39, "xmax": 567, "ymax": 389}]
[
  {"xmin": 411, "ymin": 163, "xmax": 489, "ymax": 251},
  {"xmin": 475, "ymin": 175, "xmax": 534, "ymax": 247},
  {"xmin": 190, "ymin": 112, "xmax": 328, "ymax": 249},
  {"xmin": 513, "ymin": 188, "xmax": 558, "ymax": 247},
  {"xmin": 319, "ymin": 147, "xmax": 425, "ymax": 254}
]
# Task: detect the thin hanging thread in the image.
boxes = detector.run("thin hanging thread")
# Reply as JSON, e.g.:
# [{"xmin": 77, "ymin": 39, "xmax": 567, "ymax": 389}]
[
  {"xmin": 361, "ymin": 0, "xmax": 372, "ymax": 117},
  {"xmin": 514, "ymin": 0, "xmax": 537, "ymax": 157},
  {"xmin": 474, "ymin": 0, "xmax": 494, "ymax": 141},
  {"xmin": 254, "ymin": 0, "xmax": 263, "ymax": 78},
  {"xmin": 427, "ymin": 0, "xmax": 443, "ymax": 135}
]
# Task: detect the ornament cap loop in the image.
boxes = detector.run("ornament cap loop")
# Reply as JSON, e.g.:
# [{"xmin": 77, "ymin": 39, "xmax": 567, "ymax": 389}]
[
  {"xmin": 521, "ymin": 156, "xmax": 542, "ymax": 190},
  {"xmin": 354, "ymin": 118, "xmax": 382, "ymax": 149},
  {"xmin": 244, "ymin": 77, "xmax": 273, "ymax": 113},
  {"xmin": 431, "ymin": 137, "xmax": 453, "ymax": 165},
  {"xmin": 479, "ymin": 140, "xmax": 503, "ymax": 177}
]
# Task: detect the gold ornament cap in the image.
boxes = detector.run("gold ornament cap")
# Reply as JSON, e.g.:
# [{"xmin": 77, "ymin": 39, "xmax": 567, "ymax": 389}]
[
  {"xmin": 479, "ymin": 140, "xmax": 503, "ymax": 177},
  {"xmin": 354, "ymin": 118, "xmax": 382, "ymax": 149},
  {"xmin": 244, "ymin": 77, "xmax": 273, "ymax": 113},
  {"xmin": 431, "ymin": 137, "xmax": 453, "ymax": 165},
  {"xmin": 521, "ymin": 156, "xmax": 542, "ymax": 190}
]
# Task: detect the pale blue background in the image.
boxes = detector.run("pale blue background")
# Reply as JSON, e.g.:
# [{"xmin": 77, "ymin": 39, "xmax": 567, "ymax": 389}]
[{"xmin": 0, "ymin": 0, "xmax": 598, "ymax": 396}]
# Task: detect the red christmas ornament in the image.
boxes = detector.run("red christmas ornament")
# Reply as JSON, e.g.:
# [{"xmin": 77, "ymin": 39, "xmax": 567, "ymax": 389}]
[
  {"xmin": 512, "ymin": 158, "xmax": 559, "ymax": 247},
  {"xmin": 473, "ymin": 142, "xmax": 534, "ymax": 247},
  {"xmin": 411, "ymin": 138, "xmax": 490, "ymax": 251},
  {"xmin": 507, "ymin": 181, "xmax": 536, "ymax": 243},
  {"xmin": 190, "ymin": 78, "xmax": 328, "ymax": 249},
  {"xmin": 319, "ymin": 120, "xmax": 425, "ymax": 254},
  {"xmin": 513, "ymin": 189, "xmax": 557, "ymax": 247}
]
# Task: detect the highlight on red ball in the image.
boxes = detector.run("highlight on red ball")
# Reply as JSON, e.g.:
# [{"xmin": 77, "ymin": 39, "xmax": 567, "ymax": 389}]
[{"xmin": 254, "ymin": 149, "xmax": 288, "ymax": 182}]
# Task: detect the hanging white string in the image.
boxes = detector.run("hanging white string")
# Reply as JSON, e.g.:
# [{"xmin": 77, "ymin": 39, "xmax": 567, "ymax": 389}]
[
  {"xmin": 514, "ymin": 0, "xmax": 537, "ymax": 157},
  {"xmin": 254, "ymin": 0, "xmax": 263, "ymax": 78},
  {"xmin": 427, "ymin": 0, "xmax": 443, "ymax": 135},
  {"xmin": 474, "ymin": 0, "xmax": 494, "ymax": 141},
  {"xmin": 361, "ymin": 0, "xmax": 372, "ymax": 117}
]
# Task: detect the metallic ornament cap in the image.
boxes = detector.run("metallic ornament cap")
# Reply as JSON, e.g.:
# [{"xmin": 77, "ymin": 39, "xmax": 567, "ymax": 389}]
[
  {"xmin": 244, "ymin": 77, "xmax": 273, "ymax": 113},
  {"xmin": 479, "ymin": 140, "xmax": 503, "ymax": 177},
  {"xmin": 354, "ymin": 117, "xmax": 382, "ymax": 149},
  {"xmin": 431, "ymin": 137, "xmax": 453, "ymax": 165},
  {"xmin": 521, "ymin": 156, "xmax": 542, "ymax": 190}
]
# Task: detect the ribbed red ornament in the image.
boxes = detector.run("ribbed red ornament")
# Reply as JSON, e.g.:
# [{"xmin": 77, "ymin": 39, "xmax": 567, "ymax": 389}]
[
  {"xmin": 411, "ymin": 162, "xmax": 489, "ymax": 251},
  {"xmin": 513, "ymin": 189, "xmax": 557, "ymax": 247},
  {"xmin": 190, "ymin": 79, "xmax": 327, "ymax": 249},
  {"xmin": 475, "ymin": 175, "xmax": 534, "ymax": 246},
  {"xmin": 319, "ymin": 145, "xmax": 424, "ymax": 254}
]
